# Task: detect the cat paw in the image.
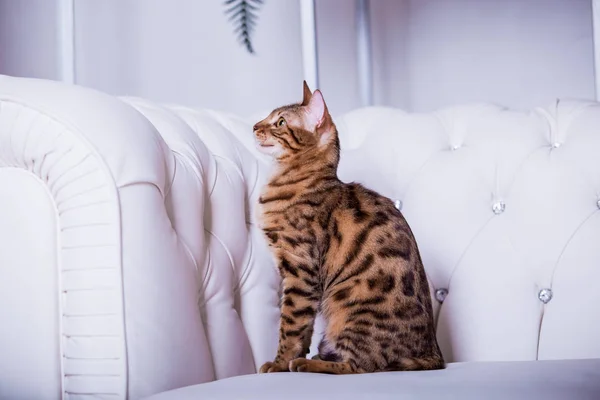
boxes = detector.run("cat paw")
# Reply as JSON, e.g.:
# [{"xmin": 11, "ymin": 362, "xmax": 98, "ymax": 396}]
[
  {"xmin": 259, "ymin": 361, "xmax": 289, "ymax": 373},
  {"xmin": 289, "ymin": 358, "xmax": 311, "ymax": 372}
]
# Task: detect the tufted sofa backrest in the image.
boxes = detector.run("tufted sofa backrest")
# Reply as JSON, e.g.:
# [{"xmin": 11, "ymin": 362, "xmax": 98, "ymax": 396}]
[
  {"xmin": 130, "ymin": 98, "xmax": 600, "ymax": 371},
  {"xmin": 334, "ymin": 103, "xmax": 600, "ymax": 362},
  {"xmin": 162, "ymin": 100, "xmax": 600, "ymax": 367}
]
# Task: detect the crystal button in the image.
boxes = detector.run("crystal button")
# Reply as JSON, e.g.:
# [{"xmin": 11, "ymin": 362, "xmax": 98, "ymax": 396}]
[
  {"xmin": 394, "ymin": 200, "xmax": 403, "ymax": 211},
  {"xmin": 538, "ymin": 288, "xmax": 553, "ymax": 304},
  {"xmin": 435, "ymin": 288, "xmax": 448, "ymax": 303},
  {"xmin": 492, "ymin": 201, "xmax": 505, "ymax": 215},
  {"xmin": 552, "ymin": 142, "xmax": 561, "ymax": 149},
  {"xmin": 596, "ymin": 199, "xmax": 600, "ymax": 210}
]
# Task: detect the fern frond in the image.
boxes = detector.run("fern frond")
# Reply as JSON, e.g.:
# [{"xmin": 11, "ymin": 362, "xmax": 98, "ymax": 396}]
[{"xmin": 224, "ymin": 0, "xmax": 263, "ymax": 54}]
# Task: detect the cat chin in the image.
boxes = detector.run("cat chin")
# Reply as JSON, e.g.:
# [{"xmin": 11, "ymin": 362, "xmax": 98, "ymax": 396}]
[{"xmin": 256, "ymin": 143, "xmax": 281, "ymax": 157}]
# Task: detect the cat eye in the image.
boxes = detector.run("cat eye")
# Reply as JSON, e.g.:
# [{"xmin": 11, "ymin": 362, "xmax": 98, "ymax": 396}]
[{"xmin": 277, "ymin": 118, "xmax": 286, "ymax": 127}]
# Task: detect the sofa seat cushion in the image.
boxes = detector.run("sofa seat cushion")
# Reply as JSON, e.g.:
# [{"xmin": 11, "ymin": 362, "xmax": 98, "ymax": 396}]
[{"xmin": 145, "ymin": 359, "xmax": 600, "ymax": 400}]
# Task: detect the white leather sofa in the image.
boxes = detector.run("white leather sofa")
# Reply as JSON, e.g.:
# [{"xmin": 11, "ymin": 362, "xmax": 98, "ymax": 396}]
[{"xmin": 0, "ymin": 74, "xmax": 599, "ymax": 400}]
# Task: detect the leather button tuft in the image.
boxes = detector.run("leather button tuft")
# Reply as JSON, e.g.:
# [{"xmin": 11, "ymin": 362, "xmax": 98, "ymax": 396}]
[
  {"xmin": 435, "ymin": 288, "xmax": 448, "ymax": 303},
  {"xmin": 394, "ymin": 199, "xmax": 403, "ymax": 211},
  {"xmin": 492, "ymin": 201, "xmax": 505, "ymax": 215},
  {"xmin": 538, "ymin": 288, "xmax": 553, "ymax": 304}
]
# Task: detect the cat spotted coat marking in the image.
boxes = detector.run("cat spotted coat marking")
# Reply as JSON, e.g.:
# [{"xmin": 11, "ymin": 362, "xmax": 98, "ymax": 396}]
[{"xmin": 254, "ymin": 82, "xmax": 444, "ymax": 374}]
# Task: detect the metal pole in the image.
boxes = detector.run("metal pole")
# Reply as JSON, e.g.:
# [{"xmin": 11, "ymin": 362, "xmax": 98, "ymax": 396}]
[
  {"xmin": 356, "ymin": 0, "xmax": 373, "ymax": 106},
  {"xmin": 593, "ymin": 0, "xmax": 600, "ymax": 100},
  {"xmin": 299, "ymin": 0, "xmax": 319, "ymax": 89},
  {"xmin": 58, "ymin": 0, "xmax": 75, "ymax": 84}
]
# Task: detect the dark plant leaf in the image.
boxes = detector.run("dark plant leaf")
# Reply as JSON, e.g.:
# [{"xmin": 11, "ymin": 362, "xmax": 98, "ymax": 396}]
[{"xmin": 224, "ymin": 0, "xmax": 263, "ymax": 54}]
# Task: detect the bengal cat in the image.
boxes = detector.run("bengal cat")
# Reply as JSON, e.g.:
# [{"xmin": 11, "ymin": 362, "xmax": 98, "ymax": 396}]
[{"xmin": 254, "ymin": 82, "xmax": 444, "ymax": 374}]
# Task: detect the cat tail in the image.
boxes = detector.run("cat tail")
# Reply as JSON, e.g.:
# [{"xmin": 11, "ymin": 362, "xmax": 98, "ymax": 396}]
[{"xmin": 385, "ymin": 356, "xmax": 445, "ymax": 371}]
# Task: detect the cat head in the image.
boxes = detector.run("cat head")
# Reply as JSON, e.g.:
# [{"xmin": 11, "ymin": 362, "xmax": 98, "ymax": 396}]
[{"xmin": 253, "ymin": 81, "xmax": 337, "ymax": 161}]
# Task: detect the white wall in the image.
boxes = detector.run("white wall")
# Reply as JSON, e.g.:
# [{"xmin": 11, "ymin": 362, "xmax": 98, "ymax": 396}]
[
  {"xmin": 0, "ymin": 0, "xmax": 596, "ymax": 117},
  {"xmin": 374, "ymin": 0, "xmax": 596, "ymax": 111},
  {"xmin": 0, "ymin": 0, "xmax": 59, "ymax": 80},
  {"xmin": 317, "ymin": 0, "xmax": 595, "ymax": 113},
  {"xmin": 73, "ymin": 0, "xmax": 304, "ymax": 116}
]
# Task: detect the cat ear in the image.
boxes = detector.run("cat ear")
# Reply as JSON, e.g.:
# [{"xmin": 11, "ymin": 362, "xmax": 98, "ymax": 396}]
[
  {"xmin": 301, "ymin": 80, "xmax": 312, "ymax": 106},
  {"xmin": 305, "ymin": 89, "xmax": 333, "ymax": 137},
  {"xmin": 304, "ymin": 89, "xmax": 325, "ymax": 128}
]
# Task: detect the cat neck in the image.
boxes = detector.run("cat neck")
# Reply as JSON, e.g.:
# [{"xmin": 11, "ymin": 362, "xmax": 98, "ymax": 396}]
[{"xmin": 271, "ymin": 141, "xmax": 340, "ymax": 184}]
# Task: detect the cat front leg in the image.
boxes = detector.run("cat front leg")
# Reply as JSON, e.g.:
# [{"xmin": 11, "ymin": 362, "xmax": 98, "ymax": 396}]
[{"xmin": 260, "ymin": 263, "xmax": 320, "ymax": 373}]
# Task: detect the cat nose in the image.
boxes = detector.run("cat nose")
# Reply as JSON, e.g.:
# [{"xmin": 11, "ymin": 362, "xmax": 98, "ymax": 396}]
[{"xmin": 253, "ymin": 124, "xmax": 259, "ymax": 131}]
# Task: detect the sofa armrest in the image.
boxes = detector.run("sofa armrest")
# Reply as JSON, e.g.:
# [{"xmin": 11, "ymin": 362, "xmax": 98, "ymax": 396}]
[{"xmin": 0, "ymin": 75, "xmax": 214, "ymax": 399}]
